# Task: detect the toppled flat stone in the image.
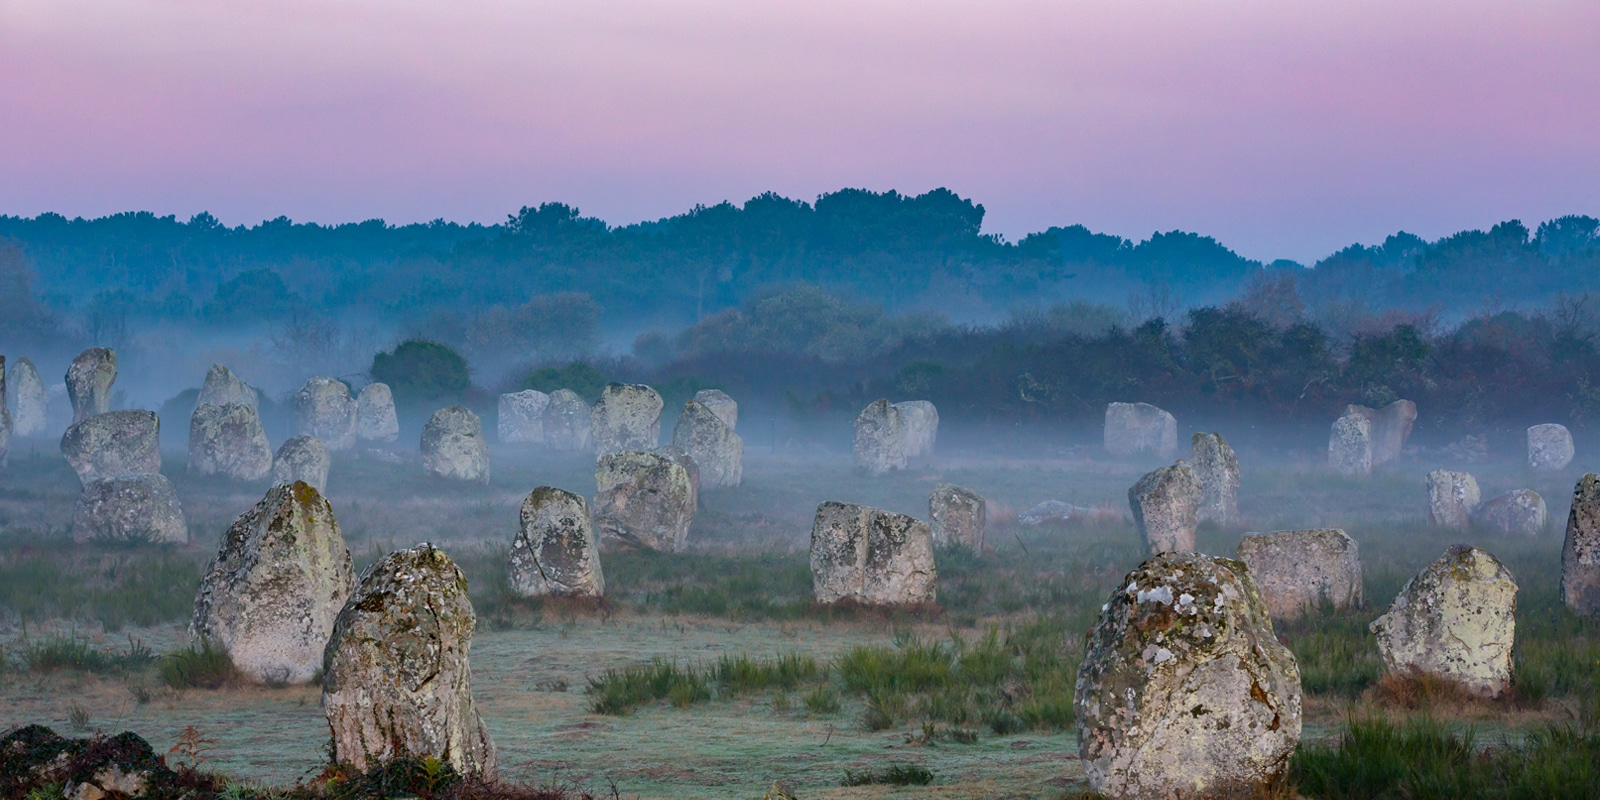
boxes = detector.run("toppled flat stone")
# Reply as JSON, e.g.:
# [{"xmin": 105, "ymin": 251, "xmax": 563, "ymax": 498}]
[
  {"xmin": 508, "ymin": 487, "xmax": 604, "ymax": 598},
  {"xmin": 1235, "ymin": 529, "xmax": 1363, "ymax": 620},
  {"xmin": 1017, "ymin": 500, "xmax": 1094, "ymax": 526},
  {"xmin": 1370, "ymin": 545, "xmax": 1517, "ymax": 698},
  {"xmin": 60, "ymin": 410, "xmax": 161, "ymax": 484},
  {"xmin": 71, "ymin": 473, "xmax": 187, "ymax": 544}
]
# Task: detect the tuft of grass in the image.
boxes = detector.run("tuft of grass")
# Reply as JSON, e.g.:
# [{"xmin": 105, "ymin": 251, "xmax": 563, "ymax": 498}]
[
  {"xmin": 841, "ymin": 762, "xmax": 934, "ymax": 787},
  {"xmin": 21, "ymin": 634, "xmax": 154, "ymax": 674},
  {"xmin": 0, "ymin": 551, "xmax": 203, "ymax": 630},
  {"xmin": 803, "ymin": 684, "xmax": 841, "ymax": 715},
  {"xmin": 713, "ymin": 652, "xmax": 822, "ymax": 695},
  {"xmin": 586, "ymin": 659, "xmax": 710, "ymax": 715},
  {"xmin": 159, "ymin": 641, "xmax": 240, "ymax": 690}
]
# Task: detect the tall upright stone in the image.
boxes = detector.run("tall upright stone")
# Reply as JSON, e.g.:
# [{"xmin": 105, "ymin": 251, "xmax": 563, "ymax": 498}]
[
  {"xmin": 323, "ymin": 544, "xmax": 496, "ymax": 778},
  {"xmin": 0, "ymin": 356, "xmax": 9, "ymax": 469},
  {"xmin": 196, "ymin": 364, "xmax": 258, "ymax": 409},
  {"xmin": 1104, "ymin": 402, "xmax": 1178, "ymax": 459},
  {"xmin": 421, "ymin": 405, "xmax": 489, "ymax": 483},
  {"xmin": 272, "ymin": 435, "xmax": 331, "ymax": 493},
  {"xmin": 590, "ymin": 383, "xmax": 663, "ymax": 457},
  {"xmin": 1528, "ymin": 424, "xmax": 1575, "ymax": 471},
  {"xmin": 188, "ymin": 403, "xmax": 273, "ymax": 481},
  {"xmin": 355, "ymin": 383, "xmax": 399, "ymax": 443},
  {"xmin": 593, "ymin": 451, "xmax": 696, "ymax": 552},
  {"xmin": 853, "ymin": 399, "xmax": 907, "ymax": 476},
  {"xmin": 1562, "ymin": 474, "xmax": 1600, "ymax": 617},
  {"xmin": 894, "ymin": 400, "xmax": 939, "ymax": 458},
  {"xmin": 191, "ymin": 482, "xmax": 354, "ymax": 684},
  {"xmin": 10, "ymin": 357, "xmax": 47, "ymax": 436},
  {"xmin": 65, "ymin": 347, "xmax": 117, "ymax": 424},
  {"xmin": 929, "ymin": 483, "xmax": 985, "ymax": 553},
  {"xmin": 295, "ymin": 377, "xmax": 357, "ymax": 451},
  {"xmin": 810, "ymin": 502, "xmax": 937, "ymax": 606},
  {"xmin": 1075, "ymin": 552, "xmax": 1302, "ymax": 799},
  {"xmin": 1235, "ymin": 529, "xmax": 1363, "ymax": 620},
  {"xmin": 1426, "ymin": 469, "xmax": 1480, "ymax": 530},
  {"xmin": 497, "ymin": 389, "xmax": 550, "ymax": 444},
  {"xmin": 693, "ymin": 389, "xmax": 738, "ymax": 430},
  {"xmin": 1328, "ymin": 411, "xmax": 1372, "ymax": 477},
  {"xmin": 71, "ymin": 473, "xmax": 187, "ymax": 544},
  {"xmin": 1190, "ymin": 432, "xmax": 1239, "ymax": 527},
  {"xmin": 1343, "ymin": 400, "xmax": 1416, "ymax": 466},
  {"xmin": 508, "ymin": 487, "xmax": 604, "ymax": 598},
  {"xmin": 542, "ymin": 389, "xmax": 593, "ymax": 452},
  {"xmin": 1472, "ymin": 489, "xmax": 1547, "ymax": 537},
  {"xmin": 1370, "ymin": 545, "xmax": 1517, "ymax": 698},
  {"xmin": 1128, "ymin": 461, "xmax": 1200, "ymax": 553},
  {"xmin": 671, "ymin": 400, "xmax": 743, "ymax": 488},
  {"xmin": 60, "ymin": 410, "xmax": 160, "ymax": 484}
]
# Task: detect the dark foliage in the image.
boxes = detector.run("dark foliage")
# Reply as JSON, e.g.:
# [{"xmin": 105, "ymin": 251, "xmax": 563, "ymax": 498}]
[{"xmin": 370, "ymin": 339, "xmax": 472, "ymax": 408}]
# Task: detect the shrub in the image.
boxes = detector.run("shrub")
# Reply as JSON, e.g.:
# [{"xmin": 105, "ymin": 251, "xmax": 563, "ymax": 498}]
[
  {"xmin": 370, "ymin": 339, "xmax": 471, "ymax": 407},
  {"xmin": 519, "ymin": 361, "xmax": 608, "ymax": 403}
]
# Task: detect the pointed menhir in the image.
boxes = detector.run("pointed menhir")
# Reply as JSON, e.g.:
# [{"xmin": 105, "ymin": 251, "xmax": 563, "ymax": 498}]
[{"xmin": 1190, "ymin": 432, "xmax": 1239, "ymax": 527}]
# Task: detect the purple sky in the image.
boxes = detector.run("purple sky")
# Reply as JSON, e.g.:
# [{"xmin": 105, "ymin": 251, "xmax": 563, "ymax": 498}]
[{"xmin": 2, "ymin": 1, "xmax": 1597, "ymax": 262}]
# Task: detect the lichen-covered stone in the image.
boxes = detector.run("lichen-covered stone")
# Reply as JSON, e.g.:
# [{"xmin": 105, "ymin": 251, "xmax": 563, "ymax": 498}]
[
  {"xmin": 1427, "ymin": 470, "xmax": 1480, "ymax": 530},
  {"xmin": 1562, "ymin": 474, "xmax": 1600, "ymax": 617},
  {"xmin": 65, "ymin": 347, "xmax": 116, "ymax": 424},
  {"xmin": 894, "ymin": 400, "xmax": 939, "ymax": 458},
  {"xmin": 295, "ymin": 377, "xmax": 356, "ymax": 451},
  {"xmin": 1190, "ymin": 432, "xmax": 1239, "ymax": 527},
  {"xmin": 542, "ymin": 389, "xmax": 592, "ymax": 452},
  {"xmin": 1528, "ymin": 423, "xmax": 1574, "ymax": 471},
  {"xmin": 188, "ymin": 403, "xmax": 272, "ymax": 481},
  {"xmin": 497, "ymin": 389, "xmax": 549, "ymax": 444},
  {"xmin": 1343, "ymin": 400, "xmax": 1416, "ymax": 466},
  {"xmin": 693, "ymin": 389, "xmax": 738, "ymax": 430},
  {"xmin": 593, "ymin": 451, "xmax": 695, "ymax": 552},
  {"xmin": 1472, "ymin": 489, "xmax": 1547, "ymax": 536},
  {"xmin": 191, "ymin": 482, "xmax": 353, "ymax": 684},
  {"xmin": 1370, "ymin": 545, "xmax": 1517, "ymax": 697},
  {"xmin": 355, "ymin": 383, "xmax": 399, "ymax": 443},
  {"xmin": 197, "ymin": 364, "xmax": 258, "ymax": 409},
  {"xmin": 322, "ymin": 543, "xmax": 496, "ymax": 777},
  {"xmin": 1328, "ymin": 411, "xmax": 1372, "ymax": 477},
  {"xmin": 1128, "ymin": 461, "xmax": 1200, "ymax": 553},
  {"xmin": 1075, "ymin": 552, "xmax": 1302, "ymax": 799},
  {"xmin": 421, "ymin": 405, "xmax": 489, "ymax": 483},
  {"xmin": 853, "ymin": 399, "xmax": 907, "ymax": 475},
  {"xmin": 10, "ymin": 356, "xmax": 48, "ymax": 436},
  {"xmin": 1235, "ymin": 529, "xmax": 1363, "ymax": 620},
  {"xmin": 591, "ymin": 383, "xmax": 663, "ymax": 457},
  {"xmin": 810, "ymin": 502, "xmax": 937, "ymax": 606},
  {"xmin": 1104, "ymin": 402, "xmax": 1178, "ymax": 459},
  {"xmin": 671, "ymin": 400, "xmax": 743, "ymax": 488},
  {"xmin": 272, "ymin": 436, "xmax": 331, "ymax": 493},
  {"xmin": 508, "ymin": 487, "xmax": 604, "ymax": 598},
  {"xmin": 71, "ymin": 473, "xmax": 187, "ymax": 544},
  {"xmin": 929, "ymin": 483, "xmax": 985, "ymax": 552},
  {"xmin": 60, "ymin": 410, "xmax": 160, "ymax": 484}
]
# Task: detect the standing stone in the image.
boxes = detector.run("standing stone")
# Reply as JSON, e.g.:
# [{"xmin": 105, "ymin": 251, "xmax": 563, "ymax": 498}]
[
  {"xmin": 590, "ymin": 383, "xmax": 663, "ymax": 457},
  {"xmin": 894, "ymin": 400, "xmax": 939, "ymax": 458},
  {"xmin": 671, "ymin": 400, "xmax": 743, "ymax": 488},
  {"xmin": 593, "ymin": 451, "xmax": 696, "ymax": 552},
  {"xmin": 323, "ymin": 543, "xmax": 496, "ymax": 778},
  {"xmin": 355, "ymin": 383, "xmax": 399, "ymax": 443},
  {"xmin": 65, "ymin": 347, "xmax": 117, "ymax": 423},
  {"xmin": 191, "ymin": 482, "xmax": 353, "ymax": 684},
  {"xmin": 1190, "ymin": 432, "xmax": 1239, "ymax": 527},
  {"xmin": 542, "ymin": 389, "xmax": 592, "ymax": 452},
  {"xmin": 1561, "ymin": 474, "xmax": 1600, "ymax": 617},
  {"xmin": 508, "ymin": 487, "xmax": 604, "ymax": 598},
  {"xmin": 10, "ymin": 357, "xmax": 47, "ymax": 436},
  {"xmin": 497, "ymin": 389, "xmax": 550, "ymax": 444},
  {"xmin": 1075, "ymin": 552, "xmax": 1301, "ymax": 799},
  {"xmin": 0, "ymin": 356, "xmax": 9, "ymax": 469},
  {"xmin": 272, "ymin": 436, "xmax": 331, "ymax": 493},
  {"xmin": 1472, "ymin": 489, "xmax": 1547, "ymax": 536},
  {"xmin": 1528, "ymin": 424, "xmax": 1574, "ymax": 471},
  {"xmin": 60, "ymin": 410, "xmax": 161, "ymax": 484},
  {"xmin": 810, "ymin": 502, "xmax": 937, "ymax": 606},
  {"xmin": 1328, "ymin": 411, "xmax": 1372, "ymax": 477},
  {"xmin": 929, "ymin": 483, "xmax": 985, "ymax": 553},
  {"xmin": 1427, "ymin": 470, "xmax": 1480, "ymax": 531},
  {"xmin": 196, "ymin": 364, "xmax": 258, "ymax": 409},
  {"xmin": 1104, "ymin": 402, "xmax": 1178, "ymax": 459},
  {"xmin": 853, "ymin": 399, "xmax": 907, "ymax": 476},
  {"xmin": 693, "ymin": 389, "xmax": 738, "ymax": 430},
  {"xmin": 294, "ymin": 377, "xmax": 357, "ymax": 451},
  {"xmin": 1369, "ymin": 545, "xmax": 1517, "ymax": 698},
  {"xmin": 1128, "ymin": 461, "xmax": 1200, "ymax": 553},
  {"xmin": 1235, "ymin": 529, "xmax": 1363, "ymax": 620},
  {"xmin": 70, "ymin": 473, "xmax": 187, "ymax": 544},
  {"xmin": 188, "ymin": 403, "xmax": 273, "ymax": 481},
  {"xmin": 1343, "ymin": 400, "xmax": 1417, "ymax": 466},
  {"xmin": 421, "ymin": 405, "xmax": 489, "ymax": 483}
]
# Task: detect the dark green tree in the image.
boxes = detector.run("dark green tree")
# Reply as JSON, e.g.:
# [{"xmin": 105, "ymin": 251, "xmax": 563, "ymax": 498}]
[{"xmin": 370, "ymin": 340, "xmax": 472, "ymax": 408}]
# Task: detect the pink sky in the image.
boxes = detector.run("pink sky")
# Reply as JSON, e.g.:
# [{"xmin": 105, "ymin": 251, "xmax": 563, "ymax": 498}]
[{"xmin": 2, "ymin": 1, "xmax": 1597, "ymax": 262}]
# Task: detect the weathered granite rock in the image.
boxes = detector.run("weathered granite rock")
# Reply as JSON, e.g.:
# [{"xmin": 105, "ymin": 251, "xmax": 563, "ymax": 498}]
[
  {"xmin": 497, "ymin": 389, "xmax": 550, "ymax": 444},
  {"xmin": 542, "ymin": 389, "xmax": 592, "ymax": 452},
  {"xmin": 894, "ymin": 400, "xmax": 939, "ymax": 458},
  {"xmin": 191, "ymin": 482, "xmax": 353, "ymax": 684},
  {"xmin": 671, "ymin": 400, "xmax": 743, "ymax": 488},
  {"xmin": 693, "ymin": 389, "xmax": 738, "ymax": 430},
  {"xmin": 0, "ymin": 356, "xmax": 9, "ymax": 468},
  {"xmin": 507, "ymin": 487, "xmax": 604, "ymax": 598},
  {"xmin": 1104, "ymin": 402, "xmax": 1178, "ymax": 459},
  {"xmin": 1427, "ymin": 470, "xmax": 1480, "ymax": 531},
  {"xmin": 1528, "ymin": 423, "xmax": 1574, "ymax": 471},
  {"xmin": 1562, "ymin": 474, "xmax": 1600, "ymax": 617},
  {"xmin": 1128, "ymin": 461, "xmax": 1200, "ymax": 553},
  {"xmin": 71, "ymin": 473, "xmax": 187, "ymax": 544},
  {"xmin": 60, "ymin": 410, "xmax": 161, "ymax": 484},
  {"xmin": 322, "ymin": 543, "xmax": 496, "ymax": 777},
  {"xmin": 655, "ymin": 444, "xmax": 702, "ymax": 497},
  {"xmin": 1191, "ymin": 432, "xmax": 1239, "ymax": 527},
  {"xmin": 810, "ymin": 502, "xmax": 937, "ymax": 606},
  {"xmin": 1328, "ymin": 411, "xmax": 1372, "ymax": 477},
  {"xmin": 355, "ymin": 383, "xmax": 399, "ymax": 443},
  {"xmin": 1370, "ymin": 545, "xmax": 1517, "ymax": 697},
  {"xmin": 1472, "ymin": 489, "xmax": 1547, "ymax": 536},
  {"xmin": 593, "ymin": 451, "xmax": 695, "ymax": 552},
  {"xmin": 10, "ymin": 356, "xmax": 47, "ymax": 436},
  {"xmin": 591, "ymin": 383, "xmax": 663, "ymax": 457},
  {"xmin": 295, "ymin": 377, "xmax": 356, "ymax": 451},
  {"xmin": 1343, "ymin": 400, "xmax": 1416, "ymax": 466},
  {"xmin": 853, "ymin": 399, "xmax": 907, "ymax": 475},
  {"xmin": 1075, "ymin": 551, "xmax": 1302, "ymax": 799},
  {"xmin": 929, "ymin": 483, "xmax": 985, "ymax": 552},
  {"xmin": 1235, "ymin": 529, "xmax": 1363, "ymax": 620},
  {"xmin": 66, "ymin": 347, "xmax": 116, "ymax": 424},
  {"xmin": 421, "ymin": 405, "xmax": 489, "ymax": 483},
  {"xmin": 188, "ymin": 403, "xmax": 272, "ymax": 481},
  {"xmin": 272, "ymin": 436, "xmax": 331, "ymax": 493},
  {"xmin": 196, "ymin": 364, "xmax": 258, "ymax": 409}
]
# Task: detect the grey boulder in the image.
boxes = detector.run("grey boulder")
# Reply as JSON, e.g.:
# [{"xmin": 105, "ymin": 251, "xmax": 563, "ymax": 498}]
[
  {"xmin": 590, "ymin": 383, "xmax": 663, "ymax": 457},
  {"xmin": 1370, "ymin": 545, "xmax": 1517, "ymax": 698},
  {"xmin": 188, "ymin": 403, "xmax": 273, "ymax": 481},
  {"xmin": 1235, "ymin": 529, "xmax": 1363, "ymax": 620},
  {"xmin": 421, "ymin": 405, "xmax": 489, "ymax": 483},
  {"xmin": 272, "ymin": 435, "xmax": 331, "ymax": 493},
  {"xmin": 671, "ymin": 399, "xmax": 743, "ymax": 488},
  {"xmin": 295, "ymin": 377, "xmax": 357, "ymax": 451},
  {"xmin": 71, "ymin": 473, "xmax": 187, "ymax": 544},
  {"xmin": 542, "ymin": 389, "xmax": 593, "ymax": 452},
  {"xmin": 593, "ymin": 450, "xmax": 696, "ymax": 552},
  {"xmin": 1562, "ymin": 474, "xmax": 1600, "ymax": 617},
  {"xmin": 497, "ymin": 389, "xmax": 550, "ymax": 444},
  {"xmin": 1190, "ymin": 431, "xmax": 1239, "ymax": 527},
  {"xmin": 1426, "ymin": 469, "xmax": 1480, "ymax": 530},
  {"xmin": 929, "ymin": 483, "xmax": 985, "ymax": 552},
  {"xmin": 508, "ymin": 487, "xmax": 604, "ymax": 598},
  {"xmin": 853, "ymin": 399, "xmax": 907, "ymax": 476},
  {"xmin": 810, "ymin": 502, "xmax": 936, "ymax": 606},
  {"xmin": 197, "ymin": 364, "xmax": 258, "ymax": 409},
  {"xmin": 1528, "ymin": 423, "xmax": 1574, "ymax": 471},
  {"xmin": 1472, "ymin": 489, "xmax": 1547, "ymax": 536},
  {"xmin": 61, "ymin": 410, "xmax": 160, "ymax": 484},
  {"xmin": 1104, "ymin": 402, "xmax": 1177, "ymax": 459},
  {"xmin": 355, "ymin": 383, "xmax": 400, "ymax": 443},
  {"xmin": 693, "ymin": 389, "xmax": 738, "ymax": 430},
  {"xmin": 1128, "ymin": 460, "xmax": 1200, "ymax": 553},
  {"xmin": 65, "ymin": 347, "xmax": 117, "ymax": 424}
]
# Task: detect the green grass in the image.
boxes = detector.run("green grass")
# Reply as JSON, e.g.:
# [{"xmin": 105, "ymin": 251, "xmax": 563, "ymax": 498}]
[
  {"xmin": 12, "ymin": 633, "xmax": 155, "ymax": 674},
  {"xmin": 0, "ymin": 548, "xmax": 204, "ymax": 629},
  {"xmin": 840, "ymin": 762, "xmax": 934, "ymax": 786},
  {"xmin": 586, "ymin": 658, "xmax": 711, "ymax": 715},
  {"xmin": 159, "ymin": 641, "xmax": 241, "ymax": 690}
]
